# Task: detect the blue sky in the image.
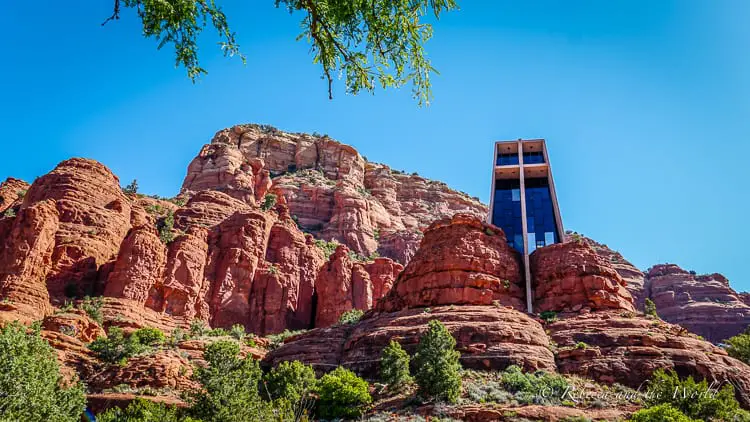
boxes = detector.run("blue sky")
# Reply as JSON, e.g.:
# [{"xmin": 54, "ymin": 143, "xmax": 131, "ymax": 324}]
[{"xmin": 1, "ymin": 1, "xmax": 748, "ymax": 291}]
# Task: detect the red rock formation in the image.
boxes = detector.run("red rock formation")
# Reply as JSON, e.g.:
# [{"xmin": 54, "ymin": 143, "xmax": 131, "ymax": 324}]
[
  {"xmin": 313, "ymin": 245, "xmax": 403, "ymax": 328},
  {"xmin": 173, "ymin": 190, "xmax": 250, "ymax": 231},
  {"xmin": 266, "ymin": 305, "xmax": 556, "ymax": 376},
  {"xmin": 180, "ymin": 125, "xmax": 487, "ymax": 263},
  {"xmin": 42, "ymin": 309, "xmax": 105, "ymax": 343},
  {"xmin": 0, "ymin": 200, "xmax": 59, "ymax": 323},
  {"xmin": 377, "ymin": 214, "xmax": 524, "ymax": 312},
  {"xmin": 147, "ymin": 227, "xmax": 210, "ymax": 320},
  {"xmin": 582, "ymin": 235, "xmax": 648, "ymax": 310},
  {"xmin": 549, "ymin": 310, "xmax": 750, "ymax": 407},
  {"xmin": 248, "ymin": 218, "xmax": 325, "ymax": 333},
  {"xmin": 530, "ymin": 240, "xmax": 635, "ymax": 313},
  {"xmin": 646, "ymin": 264, "xmax": 750, "ymax": 343},
  {"xmin": 0, "ymin": 177, "xmax": 29, "ymax": 214},
  {"xmin": 104, "ymin": 227, "xmax": 167, "ymax": 304},
  {"xmin": 22, "ymin": 158, "xmax": 132, "ymax": 298}
]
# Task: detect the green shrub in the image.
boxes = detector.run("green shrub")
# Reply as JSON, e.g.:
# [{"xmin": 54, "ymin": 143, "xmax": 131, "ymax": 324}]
[
  {"xmin": 500, "ymin": 365, "xmax": 569, "ymax": 402},
  {"xmin": 0, "ymin": 322, "xmax": 86, "ymax": 422},
  {"xmin": 230, "ymin": 324, "xmax": 246, "ymax": 341},
  {"xmin": 3, "ymin": 208, "xmax": 16, "ymax": 218},
  {"xmin": 380, "ymin": 340, "xmax": 412, "ymax": 391},
  {"xmin": 726, "ymin": 333, "xmax": 750, "ymax": 364},
  {"xmin": 80, "ymin": 295, "xmax": 104, "ymax": 323},
  {"xmin": 317, "ymin": 366, "xmax": 372, "ymax": 419},
  {"xmin": 267, "ymin": 329, "xmax": 307, "ymax": 350},
  {"xmin": 207, "ymin": 327, "xmax": 230, "ymax": 337},
  {"xmin": 123, "ymin": 179, "xmax": 139, "ymax": 195},
  {"xmin": 261, "ymin": 193, "xmax": 277, "ymax": 212},
  {"xmin": 644, "ymin": 369, "xmax": 741, "ymax": 421},
  {"xmin": 157, "ymin": 210, "xmax": 176, "ymax": 244},
  {"xmin": 539, "ymin": 311, "xmax": 557, "ymax": 323},
  {"xmin": 629, "ymin": 404, "xmax": 698, "ymax": 422},
  {"xmin": 338, "ymin": 308, "xmax": 365, "ymax": 325},
  {"xmin": 189, "ymin": 320, "xmax": 209, "ymax": 337},
  {"xmin": 133, "ymin": 327, "xmax": 166, "ymax": 346},
  {"xmin": 644, "ymin": 298, "xmax": 658, "ymax": 318},
  {"xmin": 88, "ymin": 327, "xmax": 160, "ymax": 365},
  {"xmin": 314, "ymin": 239, "xmax": 340, "ymax": 260},
  {"xmin": 97, "ymin": 398, "xmax": 196, "ymax": 422},
  {"xmin": 413, "ymin": 320, "xmax": 462, "ymax": 403},
  {"xmin": 186, "ymin": 340, "xmax": 281, "ymax": 422},
  {"xmin": 263, "ymin": 360, "xmax": 318, "ymax": 403},
  {"xmin": 575, "ymin": 341, "xmax": 588, "ymax": 350}
]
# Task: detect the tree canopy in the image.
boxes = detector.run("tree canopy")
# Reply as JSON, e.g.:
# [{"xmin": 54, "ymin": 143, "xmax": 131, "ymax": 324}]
[{"xmin": 104, "ymin": 0, "xmax": 458, "ymax": 104}]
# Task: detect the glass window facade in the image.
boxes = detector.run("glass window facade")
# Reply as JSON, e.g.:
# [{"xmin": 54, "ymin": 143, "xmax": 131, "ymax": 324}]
[
  {"xmin": 524, "ymin": 177, "xmax": 559, "ymax": 248},
  {"xmin": 496, "ymin": 153, "xmax": 519, "ymax": 166},
  {"xmin": 522, "ymin": 151, "xmax": 545, "ymax": 164},
  {"xmin": 492, "ymin": 179, "xmax": 523, "ymax": 252}
]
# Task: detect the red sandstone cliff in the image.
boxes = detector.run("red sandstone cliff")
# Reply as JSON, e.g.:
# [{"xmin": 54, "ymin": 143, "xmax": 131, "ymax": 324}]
[{"xmin": 180, "ymin": 124, "xmax": 487, "ymax": 264}]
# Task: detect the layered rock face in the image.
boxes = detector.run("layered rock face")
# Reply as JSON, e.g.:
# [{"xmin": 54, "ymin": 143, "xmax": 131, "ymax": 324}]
[
  {"xmin": 530, "ymin": 240, "xmax": 635, "ymax": 313},
  {"xmin": 0, "ymin": 177, "xmax": 29, "ymax": 214},
  {"xmin": 582, "ymin": 236, "xmax": 648, "ymax": 310},
  {"xmin": 268, "ymin": 214, "xmax": 750, "ymax": 408},
  {"xmin": 645, "ymin": 264, "xmax": 750, "ymax": 343},
  {"xmin": 181, "ymin": 125, "xmax": 487, "ymax": 264},
  {"xmin": 377, "ymin": 214, "xmax": 524, "ymax": 312}
]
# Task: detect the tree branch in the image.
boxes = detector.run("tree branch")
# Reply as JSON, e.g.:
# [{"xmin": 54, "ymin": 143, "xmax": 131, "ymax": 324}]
[{"xmin": 102, "ymin": 0, "xmax": 121, "ymax": 26}]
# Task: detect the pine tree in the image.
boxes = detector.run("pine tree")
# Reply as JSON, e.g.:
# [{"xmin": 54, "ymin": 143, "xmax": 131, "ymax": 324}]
[
  {"xmin": 413, "ymin": 320, "xmax": 461, "ymax": 402},
  {"xmin": 380, "ymin": 340, "xmax": 412, "ymax": 391}
]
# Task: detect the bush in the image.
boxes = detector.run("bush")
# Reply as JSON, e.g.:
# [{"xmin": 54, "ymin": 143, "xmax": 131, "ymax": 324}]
[
  {"xmin": 338, "ymin": 308, "xmax": 365, "ymax": 325},
  {"xmin": 268, "ymin": 329, "xmax": 307, "ymax": 350},
  {"xmin": 317, "ymin": 366, "xmax": 372, "ymax": 419},
  {"xmin": 0, "ymin": 322, "xmax": 86, "ymax": 421},
  {"xmin": 80, "ymin": 295, "xmax": 104, "ymax": 323},
  {"xmin": 539, "ymin": 311, "xmax": 557, "ymax": 323},
  {"xmin": 644, "ymin": 298, "xmax": 658, "ymax": 318},
  {"xmin": 123, "ymin": 179, "xmax": 139, "ymax": 195},
  {"xmin": 380, "ymin": 340, "xmax": 412, "ymax": 391},
  {"xmin": 413, "ymin": 320, "xmax": 462, "ymax": 403},
  {"xmin": 88, "ymin": 327, "xmax": 162, "ymax": 365},
  {"xmin": 314, "ymin": 239, "xmax": 339, "ymax": 260},
  {"xmin": 230, "ymin": 324, "xmax": 246, "ymax": 341},
  {"xmin": 189, "ymin": 319, "xmax": 209, "ymax": 337},
  {"xmin": 261, "ymin": 193, "xmax": 277, "ymax": 212},
  {"xmin": 263, "ymin": 360, "xmax": 318, "ymax": 403},
  {"xmin": 726, "ymin": 333, "xmax": 750, "ymax": 364},
  {"xmin": 500, "ymin": 365, "xmax": 569, "ymax": 401},
  {"xmin": 157, "ymin": 210, "xmax": 176, "ymax": 244},
  {"xmin": 187, "ymin": 340, "xmax": 282, "ymax": 422},
  {"xmin": 97, "ymin": 398, "xmax": 197, "ymax": 422},
  {"xmin": 644, "ymin": 369, "xmax": 741, "ymax": 421},
  {"xmin": 629, "ymin": 404, "xmax": 698, "ymax": 422}
]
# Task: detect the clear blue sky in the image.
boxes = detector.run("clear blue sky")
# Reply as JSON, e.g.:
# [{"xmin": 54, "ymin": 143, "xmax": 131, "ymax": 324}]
[{"xmin": 1, "ymin": 1, "xmax": 748, "ymax": 291}]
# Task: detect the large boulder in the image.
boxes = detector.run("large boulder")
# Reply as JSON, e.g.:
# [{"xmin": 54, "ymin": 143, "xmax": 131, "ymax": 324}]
[
  {"xmin": 377, "ymin": 214, "xmax": 524, "ymax": 312},
  {"xmin": 530, "ymin": 240, "xmax": 635, "ymax": 313}
]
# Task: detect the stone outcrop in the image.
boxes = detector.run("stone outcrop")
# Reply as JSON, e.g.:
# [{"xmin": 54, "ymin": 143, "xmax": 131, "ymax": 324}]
[
  {"xmin": 645, "ymin": 264, "xmax": 750, "ymax": 343},
  {"xmin": 0, "ymin": 200, "xmax": 59, "ymax": 323},
  {"xmin": 549, "ymin": 310, "xmax": 750, "ymax": 407},
  {"xmin": 583, "ymin": 235, "xmax": 648, "ymax": 310},
  {"xmin": 377, "ymin": 214, "xmax": 524, "ymax": 312},
  {"xmin": 530, "ymin": 240, "xmax": 635, "ymax": 313},
  {"xmin": 22, "ymin": 158, "xmax": 132, "ymax": 299},
  {"xmin": 180, "ymin": 125, "xmax": 487, "ymax": 263},
  {"xmin": 0, "ymin": 177, "xmax": 29, "ymax": 214},
  {"xmin": 314, "ymin": 245, "xmax": 403, "ymax": 327},
  {"xmin": 104, "ymin": 227, "xmax": 167, "ymax": 304},
  {"xmin": 266, "ymin": 305, "xmax": 556, "ymax": 376}
]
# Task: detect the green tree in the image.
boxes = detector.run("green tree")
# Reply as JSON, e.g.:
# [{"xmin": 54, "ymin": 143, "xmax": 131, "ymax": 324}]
[
  {"xmin": 123, "ymin": 179, "xmax": 139, "ymax": 194},
  {"xmin": 317, "ymin": 367, "xmax": 371, "ymax": 419},
  {"xmin": 726, "ymin": 332, "xmax": 750, "ymax": 364},
  {"xmin": 338, "ymin": 308, "xmax": 364, "ymax": 325},
  {"xmin": 413, "ymin": 319, "xmax": 462, "ymax": 403},
  {"xmin": 97, "ymin": 398, "xmax": 198, "ymax": 422},
  {"xmin": 644, "ymin": 369, "xmax": 741, "ymax": 421},
  {"xmin": 88, "ymin": 326, "xmax": 164, "ymax": 365},
  {"xmin": 0, "ymin": 322, "xmax": 86, "ymax": 422},
  {"xmin": 102, "ymin": 0, "xmax": 457, "ymax": 104},
  {"xmin": 629, "ymin": 404, "xmax": 698, "ymax": 422},
  {"xmin": 186, "ymin": 340, "xmax": 281, "ymax": 422},
  {"xmin": 644, "ymin": 298, "xmax": 658, "ymax": 317},
  {"xmin": 260, "ymin": 193, "xmax": 277, "ymax": 212},
  {"xmin": 263, "ymin": 360, "xmax": 318, "ymax": 403},
  {"xmin": 380, "ymin": 340, "xmax": 412, "ymax": 391}
]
